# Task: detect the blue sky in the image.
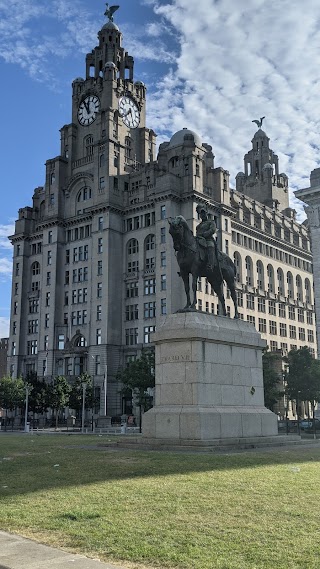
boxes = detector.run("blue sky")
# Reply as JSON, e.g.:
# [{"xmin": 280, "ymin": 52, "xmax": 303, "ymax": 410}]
[{"xmin": 1, "ymin": 0, "xmax": 320, "ymax": 337}]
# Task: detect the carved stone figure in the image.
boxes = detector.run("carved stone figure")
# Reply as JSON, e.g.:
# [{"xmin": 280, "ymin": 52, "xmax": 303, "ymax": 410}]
[
  {"xmin": 105, "ymin": 3, "xmax": 120, "ymax": 22},
  {"xmin": 252, "ymin": 116, "xmax": 265, "ymax": 128},
  {"xmin": 168, "ymin": 213, "xmax": 239, "ymax": 318}
]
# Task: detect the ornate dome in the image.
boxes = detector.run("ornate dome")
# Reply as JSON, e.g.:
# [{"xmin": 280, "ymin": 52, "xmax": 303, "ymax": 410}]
[
  {"xmin": 102, "ymin": 21, "xmax": 120, "ymax": 31},
  {"xmin": 253, "ymin": 129, "xmax": 267, "ymax": 138},
  {"xmin": 73, "ymin": 77, "xmax": 85, "ymax": 83},
  {"xmin": 263, "ymin": 163, "xmax": 273, "ymax": 170},
  {"xmin": 135, "ymin": 81, "xmax": 145, "ymax": 87},
  {"xmin": 236, "ymin": 171, "xmax": 245, "ymax": 177},
  {"xmin": 168, "ymin": 128, "xmax": 202, "ymax": 148}
]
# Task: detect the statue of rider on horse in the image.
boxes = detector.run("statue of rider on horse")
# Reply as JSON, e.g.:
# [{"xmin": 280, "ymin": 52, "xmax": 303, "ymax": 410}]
[{"xmin": 168, "ymin": 205, "xmax": 239, "ymax": 318}]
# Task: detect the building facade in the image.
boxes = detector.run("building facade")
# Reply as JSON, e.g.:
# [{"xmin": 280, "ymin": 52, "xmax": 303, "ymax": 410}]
[{"xmin": 7, "ymin": 10, "xmax": 317, "ymax": 418}]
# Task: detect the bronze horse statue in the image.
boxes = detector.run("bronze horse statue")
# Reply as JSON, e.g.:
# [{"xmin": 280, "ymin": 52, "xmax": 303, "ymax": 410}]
[{"xmin": 168, "ymin": 215, "xmax": 239, "ymax": 318}]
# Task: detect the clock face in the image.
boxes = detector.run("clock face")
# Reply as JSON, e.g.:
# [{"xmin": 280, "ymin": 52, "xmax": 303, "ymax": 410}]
[
  {"xmin": 78, "ymin": 95, "xmax": 100, "ymax": 126},
  {"xmin": 118, "ymin": 96, "xmax": 140, "ymax": 128}
]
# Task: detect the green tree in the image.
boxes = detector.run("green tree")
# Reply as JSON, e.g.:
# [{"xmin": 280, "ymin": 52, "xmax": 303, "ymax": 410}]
[
  {"xmin": 116, "ymin": 349, "xmax": 155, "ymax": 430},
  {"xmin": 48, "ymin": 376, "xmax": 71, "ymax": 429},
  {"xmin": 262, "ymin": 348, "xmax": 283, "ymax": 411},
  {"xmin": 0, "ymin": 376, "xmax": 25, "ymax": 430},
  {"xmin": 285, "ymin": 347, "xmax": 320, "ymax": 426},
  {"xmin": 69, "ymin": 373, "xmax": 97, "ymax": 416},
  {"xmin": 24, "ymin": 372, "xmax": 50, "ymax": 426}
]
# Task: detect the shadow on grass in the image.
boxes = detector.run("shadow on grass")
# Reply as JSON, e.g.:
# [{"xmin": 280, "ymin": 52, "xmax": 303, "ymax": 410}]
[{"xmin": 0, "ymin": 434, "xmax": 320, "ymax": 499}]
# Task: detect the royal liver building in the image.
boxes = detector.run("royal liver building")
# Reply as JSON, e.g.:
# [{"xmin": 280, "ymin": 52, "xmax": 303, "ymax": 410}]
[{"xmin": 7, "ymin": 8, "xmax": 316, "ymax": 417}]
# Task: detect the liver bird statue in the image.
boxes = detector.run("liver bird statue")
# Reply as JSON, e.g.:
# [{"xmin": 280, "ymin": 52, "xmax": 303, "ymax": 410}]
[
  {"xmin": 252, "ymin": 116, "xmax": 265, "ymax": 128},
  {"xmin": 105, "ymin": 3, "xmax": 120, "ymax": 22}
]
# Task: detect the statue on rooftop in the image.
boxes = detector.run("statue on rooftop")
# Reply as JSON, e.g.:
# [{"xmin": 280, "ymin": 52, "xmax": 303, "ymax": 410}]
[
  {"xmin": 105, "ymin": 3, "xmax": 120, "ymax": 22},
  {"xmin": 252, "ymin": 116, "xmax": 265, "ymax": 128}
]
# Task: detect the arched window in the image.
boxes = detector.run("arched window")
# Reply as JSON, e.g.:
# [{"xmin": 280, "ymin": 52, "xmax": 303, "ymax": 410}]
[
  {"xmin": 305, "ymin": 278, "xmax": 311, "ymax": 304},
  {"xmin": 32, "ymin": 262, "xmax": 41, "ymax": 276},
  {"xmin": 296, "ymin": 275, "xmax": 303, "ymax": 302},
  {"xmin": 75, "ymin": 335, "xmax": 88, "ymax": 348},
  {"xmin": 77, "ymin": 187, "xmax": 92, "ymax": 202},
  {"xmin": 127, "ymin": 238, "xmax": 139, "ymax": 274},
  {"xmin": 245, "ymin": 256, "xmax": 253, "ymax": 286},
  {"xmin": 145, "ymin": 234, "xmax": 155, "ymax": 251},
  {"xmin": 267, "ymin": 264, "xmax": 275, "ymax": 293},
  {"xmin": 127, "ymin": 238, "xmax": 139, "ymax": 255},
  {"xmin": 100, "ymin": 153, "xmax": 105, "ymax": 168},
  {"xmin": 233, "ymin": 252, "xmax": 242, "ymax": 284},
  {"xmin": 287, "ymin": 271, "xmax": 294, "ymax": 299},
  {"xmin": 277, "ymin": 268, "xmax": 284, "ymax": 295},
  {"xmin": 256, "ymin": 261, "xmax": 265, "ymax": 290}
]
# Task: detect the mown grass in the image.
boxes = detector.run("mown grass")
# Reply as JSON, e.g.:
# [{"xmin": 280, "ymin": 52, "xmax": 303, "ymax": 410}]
[{"xmin": 0, "ymin": 434, "xmax": 320, "ymax": 569}]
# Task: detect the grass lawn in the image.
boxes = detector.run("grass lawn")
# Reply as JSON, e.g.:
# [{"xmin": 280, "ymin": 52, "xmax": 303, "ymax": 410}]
[{"xmin": 0, "ymin": 435, "xmax": 320, "ymax": 569}]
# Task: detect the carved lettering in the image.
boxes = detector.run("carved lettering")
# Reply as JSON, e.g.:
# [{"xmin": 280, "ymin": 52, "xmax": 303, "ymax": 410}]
[{"xmin": 160, "ymin": 354, "xmax": 191, "ymax": 363}]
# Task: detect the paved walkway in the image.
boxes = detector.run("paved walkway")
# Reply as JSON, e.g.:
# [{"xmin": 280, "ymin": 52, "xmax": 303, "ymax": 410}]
[{"xmin": 0, "ymin": 531, "xmax": 128, "ymax": 569}]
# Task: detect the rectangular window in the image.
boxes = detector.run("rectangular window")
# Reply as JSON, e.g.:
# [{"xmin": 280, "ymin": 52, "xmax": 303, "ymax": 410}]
[
  {"xmin": 125, "ymin": 328, "xmax": 138, "ymax": 345},
  {"xmin": 29, "ymin": 299, "xmax": 39, "ymax": 314},
  {"xmin": 100, "ymin": 177, "xmax": 105, "ymax": 190},
  {"xmin": 14, "ymin": 283, "xmax": 18, "ymax": 295},
  {"xmin": 289, "ymin": 325, "xmax": 296, "ymax": 339},
  {"xmin": 65, "ymin": 250, "xmax": 70, "ymax": 264},
  {"xmin": 98, "ymin": 260, "xmax": 103, "ymax": 275},
  {"xmin": 126, "ymin": 304, "xmax": 139, "ymax": 321},
  {"xmin": 46, "ymin": 292, "xmax": 50, "ymax": 307},
  {"xmin": 278, "ymin": 303, "xmax": 286, "ymax": 318},
  {"xmin": 307, "ymin": 311, "xmax": 313, "ymax": 325},
  {"xmin": 13, "ymin": 301, "xmax": 18, "ymax": 315},
  {"xmin": 257, "ymin": 298, "xmax": 265, "ymax": 312},
  {"xmin": 308, "ymin": 329, "xmax": 314, "ymax": 343},
  {"xmin": 127, "ymin": 260, "xmax": 139, "ymax": 273},
  {"xmin": 11, "ymin": 342, "xmax": 16, "ymax": 356},
  {"xmin": 161, "ymin": 274, "xmax": 167, "ymax": 291},
  {"xmin": 15, "ymin": 263, "xmax": 19, "ymax": 276},
  {"xmin": 144, "ymin": 302, "xmax": 156, "ymax": 319},
  {"xmin": 12, "ymin": 321, "xmax": 17, "ymax": 335},
  {"xmin": 236, "ymin": 291, "xmax": 243, "ymax": 307},
  {"xmin": 268, "ymin": 300, "xmax": 276, "ymax": 315},
  {"xmin": 45, "ymin": 314, "xmax": 49, "ymax": 328},
  {"xmin": 98, "ymin": 216, "xmax": 103, "ymax": 231},
  {"xmin": 298, "ymin": 327, "xmax": 305, "ymax": 341},
  {"xmin": 270, "ymin": 341, "xmax": 278, "ymax": 351},
  {"xmin": 48, "ymin": 231, "xmax": 53, "ymax": 244},
  {"xmin": 126, "ymin": 281, "xmax": 138, "ymax": 297},
  {"xmin": 28, "ymin": 319, "xmax": 39, "ymax": 334},
  {"xmin": 73, "ymin": 247, "xmax": 78, "ymax": 263},
  {"xmin": 95, "ymin": 355, "xmax": 101, "ymax": 376},
  {"xmin": 96, "ymin": 329, "xmax": 102, "ymax": 345},
  {"xmin": 258, "ymin": 318, "xmax": 266, "ymax": 333},
  {"xmin": 97, "ymin": 282, "xmax": 102, "ymax": 298},
  {"xmin": 288, "ymin": 306, "xmax": 295, "ymax": 320},
  {"xmin": 269, "ymin": 320, "xmax": 277, "ymax": 335},
  {"xmin": 246, "ymin": 294, "xmax": 255, "ymax": 310},
  {"xmin": 144, "ymin": 326, "xmax": 156, "ymax": 344},
  {"xmin": 247, "ymin": 315, "xmax": 255, "ymax": 325},
  {"xmin": 161, "ymin": 205, "xmax": 166, "ymax": 220},
  {"xmin": 98, "ymin": 238, "xmax": 103, "ymax": 254},
  {"xmin": 47, "ymin": 251, "xmax": 52, "ymax": 265},
  {"xmin": 160, "ymin": 251, "xmax": 166, "ymax": 267},
  {"xmin": 160, "ymin": 227, "xmax": 166, "ymax": 244},
  {"xmin": 198, "ymin": 299, "xmax": 203, "ymax": 311},
  {"xmin": 144, "ymin": 278, "xmax": 156, "ymax": 295},
  {"xmin": 161, "ymin": 298, "xmax": 167, "ymax": 315},
  {"xmin": 27, "ymin": 340, "xmax": 38, "ymax": 355},
  {"xmin": 97, "ymin": 305, "xmax": 102, "ymax": 321},
  {"xmin": 280, "ymin": 323, "xmax": 287, "ymax": 337},
  {"xmin": 298, "ymin": 308, "xmax": 304, "ymax": 323},
  {"xmin": 58, "ymin": 334, "xmax": 65, "ymax": 350}
]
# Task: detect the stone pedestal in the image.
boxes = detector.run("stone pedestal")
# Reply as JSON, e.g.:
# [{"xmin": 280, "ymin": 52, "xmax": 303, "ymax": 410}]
[
  {"xmin": 96, "ymin": 416, "xmax": 112, "ymax": 429},
  {"xmin": 142, "ymin": 312, "xmax": 279, "ymax": 443}
]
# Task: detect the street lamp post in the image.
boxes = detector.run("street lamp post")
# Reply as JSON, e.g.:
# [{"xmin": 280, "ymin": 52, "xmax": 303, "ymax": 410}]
[
  {"xmin": 24, "ymin": 385, "xmax": 29, "ymax": 433},
  {"xmin": 81, "ymin": 382, "xmax": 86, "ymax": 434}
]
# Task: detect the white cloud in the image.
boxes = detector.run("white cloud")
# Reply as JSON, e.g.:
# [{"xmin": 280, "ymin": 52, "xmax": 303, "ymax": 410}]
[
  {"xmin": 0, "ymin": 317, "xmax": 10, "ymax": 338},
  {"xmin": 145, "ymin": 0, "xmax": 320, "ymax": 220},
  {"xmin": 0, "ymin": 258, "xmax": 12, "ymax": 276},
  {"xmin": 0, "ymin": 224, "xmax": 14, "ymax": 251}
]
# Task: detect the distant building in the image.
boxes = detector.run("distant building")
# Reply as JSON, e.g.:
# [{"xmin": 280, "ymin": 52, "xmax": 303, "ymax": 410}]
[
  {"xmin": 0, "ymin": 338, "xmax": 9, "ymax": 379},
  {"xmin": 7, "ymin": 10, "xmax": 316, "ymax": 419}
]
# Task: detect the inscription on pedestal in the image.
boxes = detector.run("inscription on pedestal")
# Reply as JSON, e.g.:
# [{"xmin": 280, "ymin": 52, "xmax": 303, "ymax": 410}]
[{"xmin": 160, "ymin": 353, "xmax": 191, "ymax": 363}]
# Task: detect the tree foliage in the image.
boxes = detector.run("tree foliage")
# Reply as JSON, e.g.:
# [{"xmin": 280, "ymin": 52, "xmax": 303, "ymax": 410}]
[
  {"xmin": 116, "ymin": 350, "xmax": 155, "ymax": 411},
  {"xmin": 47, "ymin": 376, "xmax": 71, "ymax": 427},
  {"xmin": 0, "ymin": 376, "xmax": 25, "ymax": 412},
  {"xmin": 24, "ymin": 372, "xmax": 50, "ymax": 417},
  {"xmin": 69, "ymin": 373, "xmax": 97, "ymax": 412},
  {"xmin": 285, "ymin": 347, "xmax": 320, "ymax": 405},
  {"xmin": 262, "ymin": 348, "xmax": 283, "ymax": 411}
]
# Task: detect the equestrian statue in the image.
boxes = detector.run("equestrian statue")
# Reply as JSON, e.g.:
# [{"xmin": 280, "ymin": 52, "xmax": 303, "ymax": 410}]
[{"xmin": 169, "ymin": 205, "xmax": 239, "ymax": 318}]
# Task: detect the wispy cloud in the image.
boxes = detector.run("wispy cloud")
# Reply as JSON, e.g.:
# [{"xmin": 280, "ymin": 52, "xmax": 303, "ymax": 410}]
[
  {"xmin": 145, "ymin": 0, "xmax": 320, "ymax": 220},
  {"xmin": 0, "ymin": 317, "xmax": 10, "ymax": 338},
  {"xmin": 0, "ymin": 224, "xmax": 14, "ymax": 251}
]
